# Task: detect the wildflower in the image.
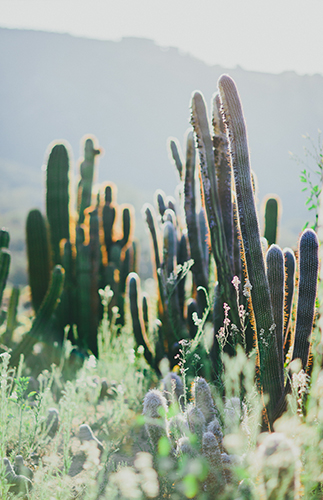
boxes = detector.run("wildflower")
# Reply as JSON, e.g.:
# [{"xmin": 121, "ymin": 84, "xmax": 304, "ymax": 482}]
[
  {"xmin": 243, "ymin": 279, "xmax": 252, "ymax": 298},
  {"xmin": 231, "ymin": 275, "xmax": 241, "ymax": 291},
  {"xmin": 192, "ymin": 311, "xmax": 202, "ymax": 326}
]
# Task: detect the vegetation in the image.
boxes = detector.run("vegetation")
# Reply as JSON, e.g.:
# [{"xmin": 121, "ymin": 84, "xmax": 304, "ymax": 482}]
[{"xmin": 0, "ymin": 73, "xmax": 321, "ymax": 498}]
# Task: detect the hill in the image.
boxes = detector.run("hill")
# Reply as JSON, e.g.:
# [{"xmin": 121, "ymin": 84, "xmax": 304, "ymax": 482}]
[{"xmin": 1, "ymin": 27, "xmax": 323, "ymax": 282}]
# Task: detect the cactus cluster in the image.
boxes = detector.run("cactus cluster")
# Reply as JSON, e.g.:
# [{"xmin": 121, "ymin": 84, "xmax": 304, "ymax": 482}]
[
  {"xmin": 130, "ymin": 74, "xmax": 319, "ymax": 430},
  {"xmin": 142, "ymin": 375, "xmax": 240, "ymax": 497},
  {"xmin": 25, "ymin": 137, "xmax": 135, "ymax": 357}
]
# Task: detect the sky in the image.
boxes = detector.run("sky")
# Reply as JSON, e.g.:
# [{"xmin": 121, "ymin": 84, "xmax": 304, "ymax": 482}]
[{"xmin": 1, "ymin": 0, "xmax": 323, "ymax": 76}]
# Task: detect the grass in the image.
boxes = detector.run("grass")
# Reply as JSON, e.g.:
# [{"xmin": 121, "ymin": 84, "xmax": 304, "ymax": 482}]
[{"xmin": 0, "ymin": 293, "xmax": 322, "ymax": 499}]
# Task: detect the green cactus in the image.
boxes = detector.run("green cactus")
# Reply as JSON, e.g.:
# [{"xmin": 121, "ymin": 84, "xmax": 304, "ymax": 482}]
[
  {"xmin": 77, "ymin": 138, "xmax": 100, "ymax": 224},
  {"xmin": 217, "ymin": 74, "xmax": 319, "ymax": 427},
  {"xmin": 46, "ymin": 143, "xmax": 70, "ymax": 265},
  {"xmin": 10, "ymin": 265, "xmax": 65, "ymax": 367},
  {"xmin": 0, "ymin": 249, "xmax": 10, "ymax": 308},
  {"xmin": 26, "ymin": 137, "xmax": 135, "ymax": 355},
  {"xmin": 182, "ymin": 131, "xmax": 208, "ymax": 294},
  {"xmin": 217, "ymin": 74, "xmax": 283, "ymax": 425},
  {"xmin": 264, "ymin": 196, "xmax": 279, "ymax": 246},
  {"xmin": 291, "ymin": 229, "xmax": 319, "ymax": 369},
  {"xmin": 0, "ymin": 229, "xmax": 9, "ymax": 249},
  {"xmin": 26, "ymin": 209, "xmax": 52, "ymax": 312},
  {"xmin": 141, "ymin": 376, "xmax": 236, "ymax": 496},
  {"xmin": 283, "ymin": 247, "xmax": 296, "ymax": 356},
  {"xmin": 266, "ymin": 244, "xmax": 285, "ymax": 372},
  {"xmin": 128, "ymin": 272, "xmax": 161, "ymax": 374},
  {"xmin": 3, "ymin": 286, "xmax": 20, "ymax": 345}
]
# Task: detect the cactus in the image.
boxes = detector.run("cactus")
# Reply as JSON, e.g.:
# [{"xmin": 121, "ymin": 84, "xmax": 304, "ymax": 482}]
[
  {"xmin": 291, "ymin": 229, "xmax": 319, "ymax": 369},
  {"xmin": 0, "ymin": 249, "xmax": 10, "ymax": 307},
  {"xmin": 142, "ymin": 376, "xmax": 238, "ymax": 495},
  {"xmin": 128, "ymin": 272, "xmax": 159, "ymax": 373},
  {"xmin": 46, "ymin": 143, "xmax": 70, "ymax": 265},
  {"xmin": 77, "ymin": 138, "xmax": 100, "ymax": 224},
  {"xmin": 182, "ymin": 131, "xmax": 208, "ymax": 294},
  {"xmin": 0, "ymin": 229, "xmax": 9, "ymax": 249},
  {"xmin": 266, "ymin": 244, "xmax": 285, "ymax": 372},
  {"xmin": 142, "ymin": 389, "xmax": 170, "ymax": 455},
  {"xmin": 3, "ymin": 286, "xmax": 20, "ymax": 345},
  {"xmin": 217, "ymin": 74, "xmax": 319, "ymax": 426},
  {"xmin": 26, "ymin": 137, "xmax": 135, "ymax": 355},
  {"xmin": 26, "ymin": 209, "xmax": 52, "ymax": 312},
  {"xmin": 264, "ymin": 196, "xmax": 279, "ymax": 245},
  {"xmin": 10, "ymin": 265, "xmax": 65, "ymax": 367}
]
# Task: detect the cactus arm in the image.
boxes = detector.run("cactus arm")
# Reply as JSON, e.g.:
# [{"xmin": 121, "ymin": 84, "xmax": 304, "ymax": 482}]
[
  {"xmin": 266, "ymin": 244, "xmax": 285, "ymax": 371},
  {"xmin": 218, "ymin": 74, "xmax": 282, "ymax": 424},
  {"xmin": 4, "ymin": 286, "xmax": 20, "ymax": 345},
  {"xmin": 128, "ymin": 273, "xmax": 157, "ymax": 372},
  {"xmin": 102, "ymin": 185, "xmax": 116, "ymax": 260},
  {"xmin": 26, "ymin": 209, "xmax": 52, "ymax": 312},
  {"xmin": 283, "ymin": 247, "xmax": 296, "ymax": 340},
  {"xmin": 10, "ymin": 265, "xmax": 65, "ymax": 366},
  {"xmin": 156, "ymin": 191, "xmax": 167, "ymax": 219},
  {"xmin": 292, "ymin": 229, "xmax": 319, "ymax": 369},
  {"xmin": 191, "ymin": 92, "xmax": 232, "ymax": 292},
  {"xmin": 46, "ymin": 144, "xmax": 70, "ymax": 265},
  {"xmin": 0, "ymin": 249, "xmax": 10, "ymax": 307},
  {"xmin": 212, "ymin": 94, "xmax": 234, "ymax": 270},
  {"xmin": 184, "ymin": 131, "xmax": 209, "ymax": 291},
  {"xmin": 169, "ymin": 138, "xmax": 184, "ymax": 180},
  {"xmin": 144, "ymin": 204, "xmax": 161, "ymax": 271},
  {"xmin": 264, "ymin": 197, "xmax": 279, "ymax": 246},
  {"xmin": 177, "ymin": 233, "xmax": 188, "ymax": 320},
  {"xmin": 232, "ymin": 199, "xmax": 242, "ymax": 280},
  {"xmin": 0, "ymin": 229, "xmax": 9, "ymax": 249},
  {"xmin": 78, "ymin": 138, "xmax": 100, "ymax": 224},
  {"xmin": 117, "ymin": 206, "xmax": 131, "ymax": 249}
]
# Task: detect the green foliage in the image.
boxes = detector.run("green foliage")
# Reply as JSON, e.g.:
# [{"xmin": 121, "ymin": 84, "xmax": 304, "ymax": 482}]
[{"xmin": 291, "ymin": 131, "xmax": 323, "ymax": 230}]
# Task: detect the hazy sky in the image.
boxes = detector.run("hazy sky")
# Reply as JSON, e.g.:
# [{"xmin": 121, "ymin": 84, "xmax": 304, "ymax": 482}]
[{"xmin": 1, "ymin": 0, "xmax": 323, "ymax": 76}]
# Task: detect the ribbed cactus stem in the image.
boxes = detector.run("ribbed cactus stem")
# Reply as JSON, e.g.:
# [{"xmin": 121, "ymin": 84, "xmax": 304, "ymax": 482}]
[
  {"xmin": 192, "ymin": 377, "xmax": 216, "ymax": 424},
  {"xmin": 156, "ymin": 191, "xmax": 167, "ymax": 219},
  {"xmin": 4, "ymin": 286, "xmax": 20, "ymax": 344},
  {"xmin": 26, "ymin": 209, "xmax": 52, "ymax": 312},
  {"xmin": 0, "ymin": 249, "xmax": 10, "ymax": 307},
  {"xmin": 169, "ymin": 138, "xmax": 183, "ymax": 180},
  {"xmin": 218, "ymin": 74, "xmax": 282, "ymax": 425},
  {"xmin": 184, "ymin": 131, "xmax": 208, "ymax": 291},
  {"xmin": 264, "ymin": 197, "xmax": 279, "ymax": 246},
  {"xmin": 212, "ymin": 93, "xmax": 234, "ymax": 270},
  {"xmin": 10, "ymin": 265, "xmax": 65, "ymax": 366},
  {"xmin": 191, "ymin": 92, "xmax": 232, "ymax": 293},
  {"xmin": 78, "ymin": 138, "xmax": 100, "ymax": 224},
  {"xmin": 46, "ymin": 143, "xmax": 70, "ymax": 265},
  {"xmin": 144, "ymin": 204, "xmax": 161, "ymax": 271},
  {"xmin": 292, "ymin": 228, "xmax": 319, "ymax": 369},
  {"xmin": 102, "ymin": 184, "xmax": 116, "ymax": 260},
  {"xmin": 0, "ymin": 229, "xmax": 9, "ymax": 249},
  {"xmin": 283, "ymin": 247, "xmax": 296, "ymax": 339},
  {"xmin": 266, "ymin": 244, "xmax": 285, "ymax": 371},
  {"xmin": 128, "ymin": 273, "xmax": 155, "ymax": 370},
  {"xmin": 142, "ymin": 389, "xmax": 169, "ymax": 454}
]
